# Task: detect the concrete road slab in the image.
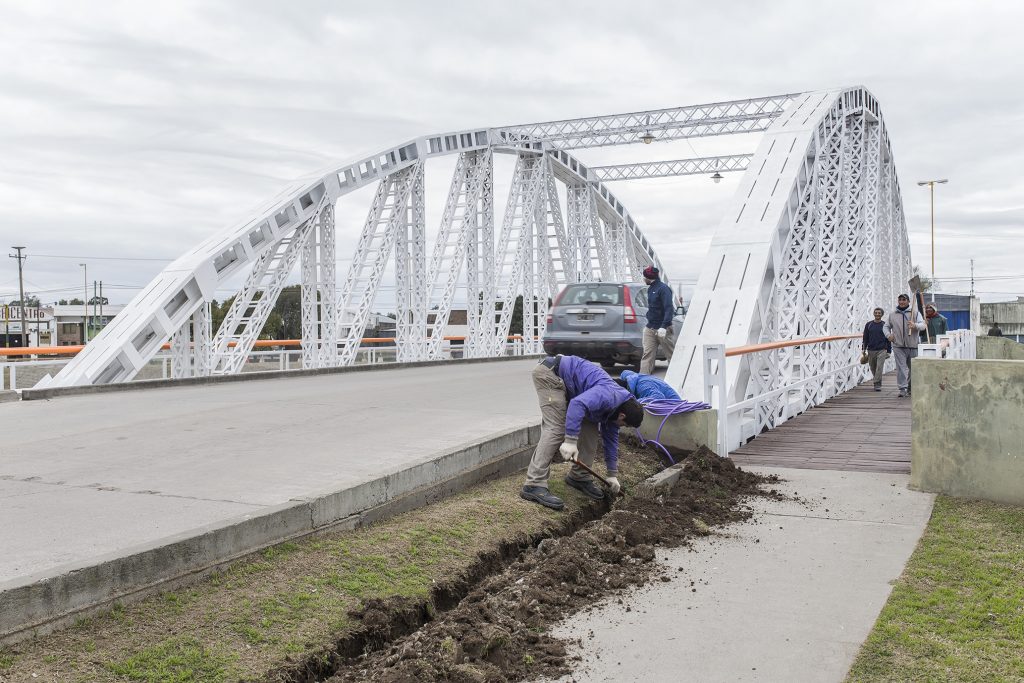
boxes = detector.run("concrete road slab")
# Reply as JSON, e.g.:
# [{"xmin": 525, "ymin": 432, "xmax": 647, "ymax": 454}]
[
  {"xmin": 0, "ymin": 360, "xmax": 541, "ymax": 582},
  {"xmin": 551, "ymin": 467, "xmax": 935, "ymax": 683}
]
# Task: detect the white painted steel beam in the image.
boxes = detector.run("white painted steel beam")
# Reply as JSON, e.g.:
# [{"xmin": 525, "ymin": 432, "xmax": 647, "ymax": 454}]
[{"xmin": 590, "ymin": 155, "xmax": 753, "ymax": 181}]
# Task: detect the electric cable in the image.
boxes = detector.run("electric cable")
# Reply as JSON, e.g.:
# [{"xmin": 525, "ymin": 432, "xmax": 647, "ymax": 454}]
[{"xmin": 634, "ymin": 397, "xmax": 711, "ymax": 465}]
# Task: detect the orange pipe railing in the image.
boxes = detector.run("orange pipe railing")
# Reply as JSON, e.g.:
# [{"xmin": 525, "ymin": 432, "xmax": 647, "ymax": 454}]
[
  {"xmin": 724, "ymin": 334, "xmax": 860, "ymax": 357},
  {"xmin": 0, "ymin": 335, "xmax": 526, "ymax": 358}
]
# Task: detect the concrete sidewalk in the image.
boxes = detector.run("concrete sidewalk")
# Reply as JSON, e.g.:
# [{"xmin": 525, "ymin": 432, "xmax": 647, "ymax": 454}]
[{"xmin": 553, "ymin": 466, "xmax": 935, "ymax": 683}]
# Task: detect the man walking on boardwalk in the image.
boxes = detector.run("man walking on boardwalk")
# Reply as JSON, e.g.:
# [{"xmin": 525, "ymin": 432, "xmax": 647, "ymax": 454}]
[
  {"xmin": 521, "ymin": 355, "xmax": 644, "ymax": 511},
  {"xmin": 640, "ymin": 265, "xmax": 675, "ymax": 374},
  {"xmin": 885, "ymin": 294, "xmax": 926, "ymax": 398},
  {"xmin": 862, "ymin": 307, "xmax": 891, "ymax": 391}
]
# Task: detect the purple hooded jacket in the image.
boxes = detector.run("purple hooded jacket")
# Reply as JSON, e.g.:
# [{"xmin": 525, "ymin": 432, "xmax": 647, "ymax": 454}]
[{"xmin": 555, "ymin": 356, "xmax": 633, "ymax": 473}]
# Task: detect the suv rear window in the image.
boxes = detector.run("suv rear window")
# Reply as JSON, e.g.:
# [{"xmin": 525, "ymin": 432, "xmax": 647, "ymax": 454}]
[{"xmin": 558, "ymin": 284, "xmax": 622, "ymax": 306}]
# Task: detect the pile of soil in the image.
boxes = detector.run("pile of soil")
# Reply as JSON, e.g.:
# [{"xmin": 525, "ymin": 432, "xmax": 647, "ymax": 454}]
[{"xmin": 316, "ymin": 447, "xmax": 782, "ymax": 683}]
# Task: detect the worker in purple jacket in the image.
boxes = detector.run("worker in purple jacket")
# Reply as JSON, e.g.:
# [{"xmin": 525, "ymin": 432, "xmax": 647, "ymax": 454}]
[{"xmin": 521, "ymin": 355, "xmax": 645, "ymax": 510}]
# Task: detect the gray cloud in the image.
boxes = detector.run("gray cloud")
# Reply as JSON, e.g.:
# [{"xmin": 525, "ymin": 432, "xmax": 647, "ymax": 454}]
[{"xmin": 1, "ymin": 0, "xmax": 1022, "ymax": 305}]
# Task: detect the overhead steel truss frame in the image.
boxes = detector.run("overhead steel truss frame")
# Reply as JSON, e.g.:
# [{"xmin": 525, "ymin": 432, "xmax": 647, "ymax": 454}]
[
  {"xmin": 590, "ymin": 154, "xmax": 752, "ymax": 182},
  {"xmin": 665, "ymin": 87, "xmax": 911, "ymax": 449},
  {"xmin": 44, "ymin": 88, "xmax": 911, "ymax": 413}
]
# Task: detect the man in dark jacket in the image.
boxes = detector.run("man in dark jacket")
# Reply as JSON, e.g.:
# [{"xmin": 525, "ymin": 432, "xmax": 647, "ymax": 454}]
[
  {"xmin": 640, "ymin": 265, "xmax": 675, "ymax": 374},
  {"xmin": 862, "ymin": 307, "xmax": 891, "ymax": 391},
  {"xmin": 521, "ymin": 355, "xmax": 644, "ymax": 510},
  {"xmin": 921, "ymin": 303, "xmax": 948, "ymax": 343}
]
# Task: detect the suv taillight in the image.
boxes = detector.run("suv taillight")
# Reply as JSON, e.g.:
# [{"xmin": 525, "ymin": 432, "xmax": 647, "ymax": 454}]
[
  {"xmin": 623, "ymin": 286, "xmax": 637, "ymax": 324},
  {"xmin": 548, "ymin": 287, "xmax": 568, "ymax": 325}
]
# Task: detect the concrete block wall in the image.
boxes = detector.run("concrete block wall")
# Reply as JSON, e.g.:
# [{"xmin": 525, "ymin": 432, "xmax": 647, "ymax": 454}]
[
  {"xmin": 977, "ymin": 336, "xmax": 1024, "ymax": 361},
  {"xmin": 911, "ymin": 358, "xmax": 1024, "ymax": 505},
  {"xmin": 636, "ymin": 409, "xmax": 717, "ymax": 455}
]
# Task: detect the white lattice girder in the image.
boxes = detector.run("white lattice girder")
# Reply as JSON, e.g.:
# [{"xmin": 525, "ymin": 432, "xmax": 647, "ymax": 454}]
[
  {"xmin": 589, "ymin": 154, "xmax": 753, "ymax": 182},
  {"xmin": 495, "ymin": 95, "xmax": 798, "ymax": 149},
  {"xmin": 666, "ymin": 87, "xmax": 911, "ymax": 448}
]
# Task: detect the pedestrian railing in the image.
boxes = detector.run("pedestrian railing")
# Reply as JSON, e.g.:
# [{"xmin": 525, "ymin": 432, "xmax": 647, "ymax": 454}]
[
  {"xmin": 703, "ymin": 334, "xmax": 862, "ymax": 458},
  {"xmin": 1, "ymin": 337, "xmax": 529, "ymax": 391},
  {"xmin": 918, "ymin": 329, "xmax": 976, "ymax": 360}
]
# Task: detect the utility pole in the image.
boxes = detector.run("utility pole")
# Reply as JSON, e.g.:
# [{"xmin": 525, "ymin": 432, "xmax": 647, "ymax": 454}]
[
  {"xmin": 9, "ymin": 246, "xmax": 28, "ymax": 348},
  {"xmin": 80, "ymin": 263, "xmax": 88, "ymax": 343},
  {"xmin": 970, "ymin": 259, "xmax": 975, "ymax": 297},
  {"xmin": 99, "ymin": 281, "xmax": 104, "ymax": 331}
]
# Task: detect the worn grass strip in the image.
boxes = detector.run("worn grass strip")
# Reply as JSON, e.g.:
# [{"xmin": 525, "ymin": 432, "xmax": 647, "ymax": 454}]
[
  {"xmin": 0, "ymin": 446, "xmax": 660, "ymax": 682},
  {"xmin": 847, "ymin": 495, "xmax": 1024, "ymax": 682}
]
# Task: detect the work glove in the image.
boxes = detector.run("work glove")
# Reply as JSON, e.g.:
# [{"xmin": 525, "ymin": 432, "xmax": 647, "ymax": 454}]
[
  {"xmin": 559, "ymin": 439, "xmax": 579, "ymax": 463},
  {"xmin": 606, "ymin": 476, "xmax": 621, "ymax": 495},
  {"xmin": 657, "ymin": 327, "xmax": 668, "ymax": 339}
]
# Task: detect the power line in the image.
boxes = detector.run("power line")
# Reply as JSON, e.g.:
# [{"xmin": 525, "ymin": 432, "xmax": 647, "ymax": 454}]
[{"xmin": 30, "ymin": 253, "xmax": 175, "ymax": 262}]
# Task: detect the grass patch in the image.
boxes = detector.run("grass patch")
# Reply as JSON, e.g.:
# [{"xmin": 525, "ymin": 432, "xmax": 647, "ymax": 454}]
[
  {"xmin": 105, "ymin": 636, "xmax": 239, "ymax": 682},
  {"xmin": 847, "ymin": 495, "xmax": 1024, "ymax": 682},
  {"xmin": 0, "ymin": 443, "xmax": 661, "ymax": 682}
]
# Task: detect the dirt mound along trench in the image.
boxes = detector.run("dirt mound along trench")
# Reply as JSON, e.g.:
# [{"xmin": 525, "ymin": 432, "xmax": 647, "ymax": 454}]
[{"xmin": 318, "ymin": 447, "xmax": 781, "ymax": 683}]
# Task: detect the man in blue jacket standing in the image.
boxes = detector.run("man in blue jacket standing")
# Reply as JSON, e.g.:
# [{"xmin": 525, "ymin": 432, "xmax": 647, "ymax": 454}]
[
  {"xmin": 521, "ymin": 355, "xmax": 645, "ymax": 511},
  {"xmin": 640, "ymin": 265, "xmax": 676, "ymax": 374},
  {"xmin": 617, "ymin": 369, "xmax": 681, "ymax": 401}
]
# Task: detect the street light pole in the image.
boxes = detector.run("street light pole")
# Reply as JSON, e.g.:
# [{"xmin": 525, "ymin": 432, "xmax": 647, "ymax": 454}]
[
  {"xmin": 80, "ymin": 263, "xmax": 88, "ymax": 343},
  {"xmin": 916, "ymin": 178, "xmax": 948, "ymax": 285}
]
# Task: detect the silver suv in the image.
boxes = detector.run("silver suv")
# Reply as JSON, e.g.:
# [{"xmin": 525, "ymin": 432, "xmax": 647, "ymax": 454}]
[{"xmin": 542, "ymin": 282, "xmax": 684, "ymax": 367}]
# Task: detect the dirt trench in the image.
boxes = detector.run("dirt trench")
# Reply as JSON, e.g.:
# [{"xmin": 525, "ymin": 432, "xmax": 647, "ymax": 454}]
[{"xmin": 273, "ymin": 447, "xmax": 783, "ymax": 683}]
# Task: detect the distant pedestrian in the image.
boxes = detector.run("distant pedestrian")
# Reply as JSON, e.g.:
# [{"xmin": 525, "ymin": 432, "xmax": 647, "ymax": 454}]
[
  {"xmin": 862, "ymin": 307, "xmax": 891, "ymax": 392},
  {"xmin": 884, "ymin": 294, "xmax": 926, "ymax": 398},
  {"xmin": 617, "ymin": 369, "xmax": 681, "ymax": 401},
  {"xmin": 921, "ymin": 304, "xmax": 948, "ymax": 343},
  {"xmin": 521, "ymin": 355, "xmax": 644, "ymax": 511},
  {"xmin": 988, "ymin": 323, "xmax": 1003, "ymax": 337},
  {"xmin": 639, "ymin": 265, "xmax": 675, "ymax": 375}
]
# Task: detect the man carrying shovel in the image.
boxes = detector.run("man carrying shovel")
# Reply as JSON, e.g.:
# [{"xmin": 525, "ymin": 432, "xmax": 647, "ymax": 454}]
[
  {"xmin": 521, "ymin": 355, "xmax": 645, "ymax": 511},
  {"xmin": 884, "ymin": 293, "xmax": 927, "ymax": 398}
]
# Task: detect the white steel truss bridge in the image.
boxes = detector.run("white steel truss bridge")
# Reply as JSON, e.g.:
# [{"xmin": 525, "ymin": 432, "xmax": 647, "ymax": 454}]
[{"xmin": 44, "ymin": 86, "xmax": 911, "ymax": 444}]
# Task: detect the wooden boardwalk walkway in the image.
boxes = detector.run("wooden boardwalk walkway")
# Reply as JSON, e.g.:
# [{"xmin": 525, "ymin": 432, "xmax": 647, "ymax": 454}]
[{"xmin": 730, "ymin": 377, "xmax": 911, "ymax": 473}]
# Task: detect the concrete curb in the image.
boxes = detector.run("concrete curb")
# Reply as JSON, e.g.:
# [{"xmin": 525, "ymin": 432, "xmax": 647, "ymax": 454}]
[
  {"xmin": 633, "ymin": 461, "xmax": 689, "ymax": 498},
  {"xmin": 20, "ymin": 354, "xmax": 545, "ymax": 401},
  {"xmin": 0, "ymin": 422, "xmax": 541, "ymax": 644},
  {"xmin": 0, "ymin": 390, "xmax": 18, "ymax": 403}
]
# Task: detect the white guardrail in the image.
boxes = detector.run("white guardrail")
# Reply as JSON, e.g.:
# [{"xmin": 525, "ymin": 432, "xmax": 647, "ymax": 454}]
[
  {"xmin": 701, "ymin": 337, "xmax": 865, "ymax": 459},
  {"xmin": 918, "ymin": 329, "xmax": 977, "ymax": 360},
  {"xmin": 0, "ymin": 340, "xmax": 529, "ymax": 392}
]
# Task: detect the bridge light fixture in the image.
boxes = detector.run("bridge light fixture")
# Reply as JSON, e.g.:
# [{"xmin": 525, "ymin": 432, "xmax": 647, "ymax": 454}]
[
  {"xmin": 640, "ymin": 131, "xmax": 655, "ymax": 144},
  {"xmin": 710, "ymin": 172, "xmax": 724, "ymax": 184}
]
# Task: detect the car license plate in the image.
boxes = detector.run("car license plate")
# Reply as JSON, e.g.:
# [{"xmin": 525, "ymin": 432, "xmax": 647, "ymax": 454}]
[{"xmin": 577, "ymin": 313, "xmax": 594, "ymax": 321}]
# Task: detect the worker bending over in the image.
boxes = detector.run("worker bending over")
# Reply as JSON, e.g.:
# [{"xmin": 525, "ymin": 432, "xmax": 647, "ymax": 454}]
[
  {"xmin": 616, "ymin": 369, "xmax": 681, "ymax": 401},
  {"xmin": 521, "ymin": 355, "xmax": 645, "ymax": 511}
]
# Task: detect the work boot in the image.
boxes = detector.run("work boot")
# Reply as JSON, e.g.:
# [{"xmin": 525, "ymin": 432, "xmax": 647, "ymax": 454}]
[
  {"xmin": 520, "ymin": 485, "xmax": 564, "ymax": 511},
  {"xmin": 873, "ymin": 382, "xmax": 882, "ymax": 392},
  {"xmin": 897, "ymin": 390, "xmax": 907, "ymax": 398},
  {"xmin": 565, "ymin": 476, "xmax": 605, "ymax": 500}
]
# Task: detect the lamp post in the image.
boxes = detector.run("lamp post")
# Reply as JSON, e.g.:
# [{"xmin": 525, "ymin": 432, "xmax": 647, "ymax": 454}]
[
  {"xmin": 916, "ymin": 178, "xmax": 948, "ymax": 284},
  {"xmin": 80, "ymin": 263, "xmax": 88, "ymax": 343}
]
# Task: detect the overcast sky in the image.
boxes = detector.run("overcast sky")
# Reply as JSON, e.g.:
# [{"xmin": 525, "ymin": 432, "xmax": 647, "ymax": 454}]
[{"xmin": 1, "ymin": 0, "xmax": 1022, "ymax": 308}]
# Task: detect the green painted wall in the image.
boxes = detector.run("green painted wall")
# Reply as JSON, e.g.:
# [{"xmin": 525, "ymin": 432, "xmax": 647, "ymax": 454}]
[{"xmin": 911, "ymin": 358, "xmax": 1024, "ymax": 505}]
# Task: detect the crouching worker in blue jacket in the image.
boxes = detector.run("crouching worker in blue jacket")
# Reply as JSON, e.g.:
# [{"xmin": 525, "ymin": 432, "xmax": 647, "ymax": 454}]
[
  {"xmin": 616, "ymin": 369, "xmax": 681, "ymax": 401},
  {"xmin": 521, "ymin": 355, "xmax": 645, "ymax": 510}
]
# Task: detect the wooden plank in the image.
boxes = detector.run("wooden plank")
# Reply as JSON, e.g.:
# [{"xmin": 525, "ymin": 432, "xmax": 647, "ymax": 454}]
[{"xmin": 730, "ymin": 377, "xmax": 911, "ymax": 474}]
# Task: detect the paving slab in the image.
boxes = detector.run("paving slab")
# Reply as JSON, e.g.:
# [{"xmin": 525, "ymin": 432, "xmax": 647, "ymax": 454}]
[
  {"xmin": 551, "ymin": 466, "xmax": 935, "ymax": 683},
  {"xmin": 0, "ymin": 359, "xmax": 541, "ymax": 582}
]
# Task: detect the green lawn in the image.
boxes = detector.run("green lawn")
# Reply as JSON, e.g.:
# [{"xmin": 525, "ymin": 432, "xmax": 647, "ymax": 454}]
[{"xmin": 847, "ymin": 495, "xmax": 1024, "ymax": 682}]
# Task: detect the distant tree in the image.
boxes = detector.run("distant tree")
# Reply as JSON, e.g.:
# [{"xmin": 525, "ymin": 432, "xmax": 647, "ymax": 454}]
[
  {"xmin": 57, "ymin": 298, "xmax": 68, "ymax": 305},
  {"xmin": 67, "ymin": 297, "xmax": 84, "ymax": 306},
  {"xmin": 11, "ymin": 294, "xmax": 41, "ymax": 307},
  {"xmin": 88, "ymin": 296, "xmax": 109, "ymax": 305}
]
